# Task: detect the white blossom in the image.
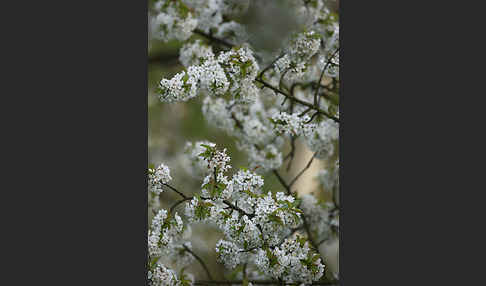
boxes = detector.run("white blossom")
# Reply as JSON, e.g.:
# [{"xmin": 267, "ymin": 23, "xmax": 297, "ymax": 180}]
[
  {"xmin": 152, "ymin": 0, "xmax": 198, "ymax": 42},
  {"xmin": 149, "ymin": 0, "xmax": 340, "ymax": 282},
  {"xmin": 158, "ymin": 70, "xmax": 198, "ymax": 102},
  {"xmin": 148, "ymin": 263, "xmax": 179, "ymax": 286},
  {"xmin": 149, "ymin": 163, "xmax": 172, "ymax": 195},
  {"xmin": 215, "ymin": 239, "xmax": 244, "ymax": 269},
  {"xmin": 255, "ymin": 236, "xmax": 325, "ymax": 283},
  {"xmin": 304, "ymin": 119, "xmax": 338, "ymax": 159},
  {"xmin": 271, "ymin": 112, "xmax": 316, "ymax": 137},
  {"xmin": 179, "ymin": 40, "xmax": 213, "ymax": 68},
  {"xmin": 180, "ymin": 141, "xmax": 216, "ymax": 179}
]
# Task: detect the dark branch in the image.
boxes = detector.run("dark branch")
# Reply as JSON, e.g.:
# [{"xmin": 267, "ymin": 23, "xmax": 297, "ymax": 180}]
[
  {"xmin": 314, "ymin": 48, "xmax": 340, "ymax": 106},
  {"xmin": 163, "ymin": 183, "xmax": 188, "ymax": 199},
  {"xmin": 194, "ymin": 29, "xmax": 233, "ymax": 48},
  {"xmin": 255, "ymin": 78, "xmax": 339, "ymax": 123},
  {"xmin": 169, "ymin": 197, "xmax": 193, "ymax": 214},
  {"xmin": 272, "ymin": 170, "xmax": 292, "ymax": 195},
  {"xmin": 183, "ymin": 244, "xmax": 213, "ymax": 280},
  {"xmin": 289, "ymin": 154, "xmax": 316, "ymax": 189},
  {"xmin": 223, "ymin": 200, "xmax": 254, "ymax": 217}
]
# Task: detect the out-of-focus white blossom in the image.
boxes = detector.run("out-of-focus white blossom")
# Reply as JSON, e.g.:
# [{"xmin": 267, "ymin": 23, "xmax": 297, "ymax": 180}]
[
  {"xmin": 180, "ymin": 141, "xmax": 216, "ymax": 179},
  {"xmin": 179, "ymin": 40, "xmax": 213, "ymax": 68},
  {"xmin": 152, "ymin": 0, "xmax": 198, "ymax": 42},
  {"xmin": 304, "ymin": 119, "xmax": 338, "ymax": 159}
]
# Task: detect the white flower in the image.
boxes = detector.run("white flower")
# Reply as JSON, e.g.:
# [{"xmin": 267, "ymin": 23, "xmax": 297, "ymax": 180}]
[
  {"xmin": 255, "ymin": 236, "xmax": 325, "ymax": 283},
  {"xmin": 232, "ymin": 169, "xmax": 264, "ymax": 193},
  {"xmin": 271, "ymin": 112, "xmax": 316, "ymax": 137},
  {"xmin": 152, "ymin": 1, "xmax": 198, "ymax": 42},
  {"xmin": 158, "ymin": 70, "xmax": 198, "ymax": 102},
  {"xmin": 179, "ymin": 40, "xmax": 213, "ymax": 68},
  {"xmin": 215, "ymin": 239, "xmax": 243, "ymax": 269},
  {"xmin": 181, "ymin": 141, "xmax": 217, "ymax": 179},
  {"xmin": 149, "ymin": 263, "xmax": 179, "ymax": 286},
  {"xmin": 148, "ymin": 163, "xmax": 172, "ymax": 195},
  {"xmin": 304, "ymin": 119, "xmax": 338, "ymax": 159}
]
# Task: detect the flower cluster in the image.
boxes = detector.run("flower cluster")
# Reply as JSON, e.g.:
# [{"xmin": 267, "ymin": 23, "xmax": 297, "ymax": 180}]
[
  {"xmin": 148, "ymin": 263, "xmax": 194, "ymax": 286},
  {"xmin": 179, "ymin": 40, "xmax": 213, "ymax": 68},
  {"xmin": 271, "ymin": 112, "xmax": 315, "ymax": 137},
  {"xmin": 158, "ymin": 45, "xmax": 259, "ymax": 103},
  {"xmin": 318, "ymin": 159, "xmax": 339, "ymax": 193},
  {"xmin": 151, "ymin": 0, "xmax": 198, "ymax": 42},
  {"xmin": 270, "ymin": 112, "xmax": 338, "ymax": 160},
  {"xmin": 148, "ymin": 209, "xmax": 184, "ymax": 257},
  {"xmin": 148, "ymin": 163, "xmax": 172, "ymax": 195},
  {"xmin": 180, "ymin": 140, "xmax": 216, "ymax": 179},
  {"xmin": 157, "ymin": 69, "xmax": 199, "ymax": 102},
  {"xmin": 182, "ymin": 145, "xmax": 324, "ymax": 282},
  {"xmin": 255, "ymin": 235, "xmax": 325, "ymax": 283},
  {"xmin": 215, "ymin": 239, "xmax": 245, "ymax": 269},
  {"xmin": 149, "ymin": 142, "xmax": 336, "ymax": 284},
  {"xmin": 300, "ymin": 194, "xmax": 332, "ymax": 241},
  {"xmin": 150, "ymin": 0, "xmax": 340, "ymax": 284},
  {"xmin": 305, "ymin": 119, "xmax": 339, "ymax": 160}
]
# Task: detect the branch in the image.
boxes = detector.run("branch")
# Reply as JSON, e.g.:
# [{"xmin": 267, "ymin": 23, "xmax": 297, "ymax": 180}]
[
  {"xmin": 239, "ymin": 227, "xmax": 303, "ymax": 253},
  {"xmin": 285, "ymin": 136, "xmax": 297, "ymax": 172},
  {"xmin": 255, "ymin": 78, "xmax": 339, "ymax": 123},
  {"xmin": 148, "ymin": 51, "xmax": 180, "ymax": 66},
  {"xmin": 314, "ymin": 48, "xmax": 340, "ymax": 106},
  {"xmin": 194, "ymin": 29, "xmax": 233, "ymax": 48},
  {"xmin": 163, "ymin": 183, "xmax": 188, "ymax": 199},
  {"xmin": 272, "ymin": 170, "xmax": 292, "ymax": 195},
  {"xmin": 288, "ymin": 154, "xmax": 316, "ymax": 189},
  {"xmin": 301, "ymin": 214, "xmax": 320, "ymax": 253},
  {"xmin": 223, "ymin": 200, "xmax": 254, "ymax": 218},
  {"xmin": 169, "ymin": 197, "xmax": 193, "ymax": 214},
  {"xmin": 183, "ymin": 244, "xmax": 213, "ymax": 280},
  {"xmin": 257, "ymin": 53, "xmax": 286, "ymax": 80}
]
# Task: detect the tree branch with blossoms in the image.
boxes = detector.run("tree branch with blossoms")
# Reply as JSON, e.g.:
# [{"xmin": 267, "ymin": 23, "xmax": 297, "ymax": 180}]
[{"xmin": 149, "ymin": 1, "xmax": 340, "ymax": 285}]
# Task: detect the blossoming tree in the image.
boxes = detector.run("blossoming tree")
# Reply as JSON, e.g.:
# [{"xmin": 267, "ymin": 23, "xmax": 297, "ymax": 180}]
[{"xmin": 148, "ymin": 1, "xmax": 339, "ymax": 285}]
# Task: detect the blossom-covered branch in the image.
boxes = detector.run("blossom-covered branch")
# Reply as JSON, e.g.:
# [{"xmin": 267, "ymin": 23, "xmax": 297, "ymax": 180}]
[{"xmin": 149, "ymin": 1, "xmax": 340, "ymax": 285}]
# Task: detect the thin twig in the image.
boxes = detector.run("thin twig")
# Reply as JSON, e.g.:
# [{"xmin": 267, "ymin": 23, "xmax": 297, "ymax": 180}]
[
  {"xmin": 169, "ymin": 197, "xmax": 193, "ymax": 214},
  {"xmin": 257, "ymin": 53, "xmax": 286, "ymax": 80},
  {"xmin": 163, "ymin": 183, "xmax": 188, "ymax": 199},
  {"xmin": 301, "ymin": 214, "xmax": 319, "ymax": 253},
  {"xmin": 183, "ymin": 245, "xmax": 213, "ymax": 280},
  {"xmin": 289, "ymin": 154, "xmax": 316, "ymax": 188},
  {"xmin": 194, "ymin": 29, "xmax": 233, "ymax": 48},
  {"xmin": 223, "ymin": 200, "xmax": 254, "ymax": 217},
  {"xmin": 314, "ymin": 48, "xmax": 340, "ymax": 106},
  {"xmin": 286, "ymin": 136, "xmax": 296, "ymax": 172},
  {"xmin": 255, "ymin": 78, "xmax": 339, "ymax": 123},
  {"xmin": 272, "ymin": 170, "xmax": 292, "ymax": 195}
]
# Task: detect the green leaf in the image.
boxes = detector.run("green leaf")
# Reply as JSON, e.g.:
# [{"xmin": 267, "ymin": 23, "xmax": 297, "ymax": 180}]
[{"xmin": 149, "ymin": 256, "xmax": 160, "ymax": 270}]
